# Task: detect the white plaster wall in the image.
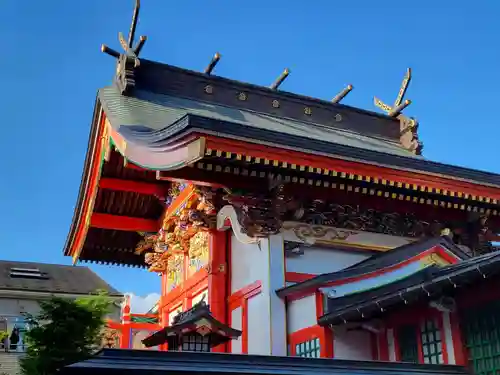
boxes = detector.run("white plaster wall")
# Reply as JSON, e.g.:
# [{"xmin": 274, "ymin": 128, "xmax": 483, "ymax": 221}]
[
  {"xmin": 286, "ymin": 246, "xmax": 369, "ymax": 275},
  {"xmin": 334, "ymin": 329, "xmax": 373, "ymax": 360},
  {"xmin": 230, "ymin": 233, "xmax": 286, "ymax": 356},
  {"xmin": 268, "ymin": 234, "xmax": 287, "ymax": 356},
  {"xmin": 442, "ymin": 311, "xmax": 456, "ymax": 364},
  {"xmin": 168, "ymin": 305, "xmax": 183, "ymax": 325},
  {"xmin": 247, "ymin": 293, "xmax": 270, "ymax": 355},
  {"xmin": 231, "ymin": 307, "xmax": 242, "ymax": 354},
  {"xmin": 191, "ymin": 289, "xmax": 208, "ymax": 306},
  {"xmin": 231, "ymin": 236, "xmax": 268, "ymax": 293},
  {"xmin": 287, "ymin": 295, "xmax": 317, "ymax": 333}
]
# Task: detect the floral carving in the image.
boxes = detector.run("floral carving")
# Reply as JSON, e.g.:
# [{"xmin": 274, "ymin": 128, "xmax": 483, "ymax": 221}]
[
  {"xmin": 102, "ymin": 327, "xmax": 119, "ymax": 348},
  {"xmin": 137, "ymin": 186, "xmax": 218, "ymax": 273},
  {"xmin": 167, "ymin": 254, "xmax": 184, "ymax": 291},
  {"xmin": 188, "ymin": 231, "xmax": 209, "ymax": 276}
]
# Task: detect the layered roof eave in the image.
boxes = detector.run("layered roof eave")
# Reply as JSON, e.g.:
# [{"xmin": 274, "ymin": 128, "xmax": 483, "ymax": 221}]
[
  {"xmin": 98, "ymin": 83, "xmax": 500, "ymax": 192},
  {"xmin": 276, "ymin": 236, "xmax": 469, "ymax": 298},
  {"xmin": 317, "ymin": 251, "xmax": 500, "ymax": 326}
]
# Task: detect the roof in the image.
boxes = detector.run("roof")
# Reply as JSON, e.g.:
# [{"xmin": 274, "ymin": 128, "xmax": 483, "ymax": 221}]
[
  {"xmin": 64, "ymin": 348, "xmax": 468, "ymax": 375},
  {"xmin": 277, "ymin": 236, "xmax": 469, "ymax": 297},
  {"xmin": 317, "ymin": 250, "xmax": 500, "ymax": 326},
  {"xmin": 0, "ymin": 260, "xmax": 122, "ymax": 297},
  {"xmin": 98, "ymin": 78, "xmax": 500, "ymax": 187}
]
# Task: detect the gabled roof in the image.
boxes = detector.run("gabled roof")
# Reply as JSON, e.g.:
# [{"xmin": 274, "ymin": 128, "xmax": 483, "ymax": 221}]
[
  {"xmin": 142, "ymin": 301, "xmax": 241, "ymax": 348},
  {"xmin": 317, "ymin": 251, "xmax": 500, "ymax": 326},
  {"xmin": 0, "ymin": 260, "xmax": 122, "ymax": 297},
  {"xmin": 276, "ymin": 236, "xmax": 469, "ymax": 298},
  {"xmin": 98, "ymin": 83, "xmax": 500, "ymax": 188}
]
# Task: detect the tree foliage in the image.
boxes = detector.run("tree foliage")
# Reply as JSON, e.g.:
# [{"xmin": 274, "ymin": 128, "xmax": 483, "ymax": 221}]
[{"xmin": 20, "ymin": 290, "xmax": 113, "ymax": 375}]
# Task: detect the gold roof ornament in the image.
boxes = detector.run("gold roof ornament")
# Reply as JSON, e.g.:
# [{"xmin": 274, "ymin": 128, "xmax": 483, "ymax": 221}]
[{"xmin": 374, "ymin": 68, "xmax": 412, "ymax": 117}]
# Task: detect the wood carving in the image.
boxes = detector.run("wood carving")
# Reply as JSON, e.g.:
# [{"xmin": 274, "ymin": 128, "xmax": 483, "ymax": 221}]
[
  {"xmin": 167, "ymin": 254, "xmax": 184, "ymax": 292},
  {"xmin": 138, "ymin": 185, "xmax": 217, "ymax": 273},
  {"xmin": 223, "ymin": 183, "xmax": 287, "ymax": 237},
  {"xmin": 188, "ymin": 231, "xmax": 209, "ymax": 276},
  {"xmin": 283, "ymin": 223, "xmax": 356, "ymax": 244},
  {"xmin": 101, "ymin": 327, "xmax": 119, "ymax": 349}
]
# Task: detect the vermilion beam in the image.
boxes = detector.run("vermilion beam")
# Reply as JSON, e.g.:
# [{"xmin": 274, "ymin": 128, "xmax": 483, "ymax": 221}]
[
  {"xmin": 99, "ymin": 177, "xmax": 167, "ymax": 197},
  {"xmin": 90, "ymin": 213, "xmax": 159, "ymax": 232}
]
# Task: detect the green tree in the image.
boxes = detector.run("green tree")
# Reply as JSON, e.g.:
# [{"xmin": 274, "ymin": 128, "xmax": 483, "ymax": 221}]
[{"xmin": 20, "ymin": 290, "xmax": 113, "ymax": 375}]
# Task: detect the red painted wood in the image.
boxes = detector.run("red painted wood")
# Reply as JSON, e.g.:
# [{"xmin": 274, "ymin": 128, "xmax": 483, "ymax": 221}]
[
  {"xmin": 205, "ymin": 136, "xmax": 500, "ymax": 200},
  {"xmin": 90, "ymin": 213, "xmax": 159, "ymax": 232},
  {"xmin": 208, "ymin": 230, "xmax": 228, "ymax": 352},
  {"xmin": 99, "ymin": 177, "xmax": 167, "ymax": 197}
]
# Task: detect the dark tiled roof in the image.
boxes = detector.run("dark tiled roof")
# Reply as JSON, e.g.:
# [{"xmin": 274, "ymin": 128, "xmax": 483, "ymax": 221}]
[
  {"xmin": 276, "ymin": 236, "xmax": 469, "ymax": 297},
  {"xmin": 318, "ymin": 251, "xmax": 500, "ymax": 326},
  {"xmin": 0, "ymin": 260, "xmax": 122, "ymax": 296},
  {"xmin": 64, "ymin": 348, "xmax": 469, "ymax": 375},
  {"xmin": 98, "ymin": 84, "xmax": 500, "ymax": 187}
]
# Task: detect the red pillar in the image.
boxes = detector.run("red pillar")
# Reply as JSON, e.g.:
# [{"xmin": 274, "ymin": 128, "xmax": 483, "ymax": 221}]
[{"xmin": 208, "ymin": 230, "xmax": 228, "ymax": 352}]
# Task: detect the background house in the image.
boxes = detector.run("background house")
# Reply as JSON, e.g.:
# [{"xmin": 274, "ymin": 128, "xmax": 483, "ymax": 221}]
[{"xmin": 0, "ymin": 260, "xmax": 123, "ymax": 375}]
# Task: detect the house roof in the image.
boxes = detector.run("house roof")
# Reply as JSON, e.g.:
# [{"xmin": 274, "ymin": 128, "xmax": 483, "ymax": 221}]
[
  {"xmin": 0, "ymin": 260, "xmax": 122, "ymax": 297},
  {"xmin": 276, "ymin": 236, "xmax": 469, "ymax": 297},
  {"xmin": 317, "ymin": 250, "xmax": 500, "ymax": 326},
  {"xmin": 64, "ymin": 348, "xmax": 469, "ymax": 375}
]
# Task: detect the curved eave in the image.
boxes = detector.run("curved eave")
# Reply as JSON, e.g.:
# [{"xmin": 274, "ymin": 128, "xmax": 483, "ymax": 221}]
[
  {"xmin": 63, "ymin": 96, "xmax": 103, "ymax": 260},
  {"xmin": 276, "ymin": 239, "xmax": 465, "ymax": 299}
]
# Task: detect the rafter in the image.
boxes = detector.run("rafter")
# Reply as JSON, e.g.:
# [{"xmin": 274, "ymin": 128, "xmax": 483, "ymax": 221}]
[
  {"xmin": 90, "ymin": 213, "xmax": 159, "ymax": 232},
  {"xmin": 99, "ymin": 177, "xmax": 167, "ymax": 197}
]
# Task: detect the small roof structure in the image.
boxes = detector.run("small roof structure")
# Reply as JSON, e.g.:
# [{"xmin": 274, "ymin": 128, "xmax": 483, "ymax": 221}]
[
  {"xmin": 277, "ymin": 236, "xmax": 470, "ymax": 298},
  {"xmin": 0, "ymin": 260, "xmax": 121, "ymax": 297},
  {"xmin": 317, "ymin": 250, "xmax": 500, "ymax": 326},
  {"xmin": 142, "ymin": 301, "xmax": 241, "ymax": 349}
]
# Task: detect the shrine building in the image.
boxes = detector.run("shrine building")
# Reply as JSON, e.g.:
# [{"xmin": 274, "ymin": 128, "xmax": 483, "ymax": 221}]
[{"xmin": 64, "ymin": 2, "xmax": 500, "ymax": 375}]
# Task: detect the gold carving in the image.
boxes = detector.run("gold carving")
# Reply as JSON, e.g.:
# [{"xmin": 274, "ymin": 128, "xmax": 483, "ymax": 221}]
[
  {"xmin": 283, "ymin": 223, "xmax": 356, "ymax": 243},
  {"xmin": 188, "ymin": 231, "xmax": 209, "ymax": 276},
  {"xmin": 238, "ymin": 92, "xmax": 247, "ymax": 101},
  {"xmin": 102, "ymin": 327, "xmax": 119, "ymax": 348},
  {"xmin": 304, "ymin": 107, "xmax": 312, "ymax": 116},
  {"xmin": 167, "ymin": 254, "xmax": 184, "ymax": 292},
  {"xmin": 138, "ymin": 186, "xmax": 217, "ymax": 274},
  {"xmin": 272, "ymin": 99, "xmax": 280, "ymax": 108}
]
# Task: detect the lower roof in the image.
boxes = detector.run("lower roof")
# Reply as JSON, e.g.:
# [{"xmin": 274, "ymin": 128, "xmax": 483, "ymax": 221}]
[
  {"xmin": 318, "ymin": 250, "xmax": 500, "ymax": 326},
  {"xmin": 64, "ymin": 348, "xmax": 468, "ymax": 375},
  {"xmin": 277, "ymin": 236, "xmax": 469, "ymax": 298}
]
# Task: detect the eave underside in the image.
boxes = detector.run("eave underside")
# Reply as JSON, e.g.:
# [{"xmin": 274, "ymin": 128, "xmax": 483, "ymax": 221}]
[{"xmin": 77, "ymin": 150, "xmax": 168, "ymax": 266}]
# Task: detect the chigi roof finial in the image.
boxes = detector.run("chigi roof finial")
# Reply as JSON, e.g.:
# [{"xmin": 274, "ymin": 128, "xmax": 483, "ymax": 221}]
[
  {"xmin": 331, "ymin": 84, "xmax": 354, "ymax": 104},
  {"xmin": 101, "ymin": 0, "xmax": 147, "ymax": 65},
  {"xmin": 100, "ymin": 0, "xmax": 147, "ymax": 95},
  {"xmin": 373, "ymin": 68, "xmax": 412, "ymax": 117}
]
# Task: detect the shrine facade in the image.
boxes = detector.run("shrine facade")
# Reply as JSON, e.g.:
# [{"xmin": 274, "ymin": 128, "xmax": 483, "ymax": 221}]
[{"xmin": 64, "ymin": 2, "xmax": 500, "ymax": 375}]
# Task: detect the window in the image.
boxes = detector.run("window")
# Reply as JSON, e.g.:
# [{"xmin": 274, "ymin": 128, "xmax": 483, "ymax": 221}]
[
  {"xmin": 420, "ymin": 319, "xmax": 444, "ymax": 364},
  {"xmin": 396, "ymin": 318, "xmax": 444, "ymax": 364},
  {"xmin": 295, "ymin": 338, "xmax": 321, "ymax": 358},
  {"xmin": 181, "ymin": 333, "xmax": 210, "ymax": 352},
  {"xmin": 398, "ymin": 324, "xmax": 419, "ymax": 363},
  {"xmin": 9, "ymin": 268, "xmax": 48, "ymax": 279}
]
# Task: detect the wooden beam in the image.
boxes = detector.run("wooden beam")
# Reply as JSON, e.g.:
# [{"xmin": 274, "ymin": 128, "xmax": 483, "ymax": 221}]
[
  {"xmin": 90, "ymin": 213, "xmax": 159, "ymax": 232},
  {"xmin": 99, "ymin": 177, "xmax": 167, "ymax": 197}
]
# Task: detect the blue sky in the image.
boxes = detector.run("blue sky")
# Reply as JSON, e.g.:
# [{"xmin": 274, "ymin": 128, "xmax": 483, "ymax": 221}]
[{"xmin": 1, "ymin": 0, "xmax": 499, "ymax": 298}]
